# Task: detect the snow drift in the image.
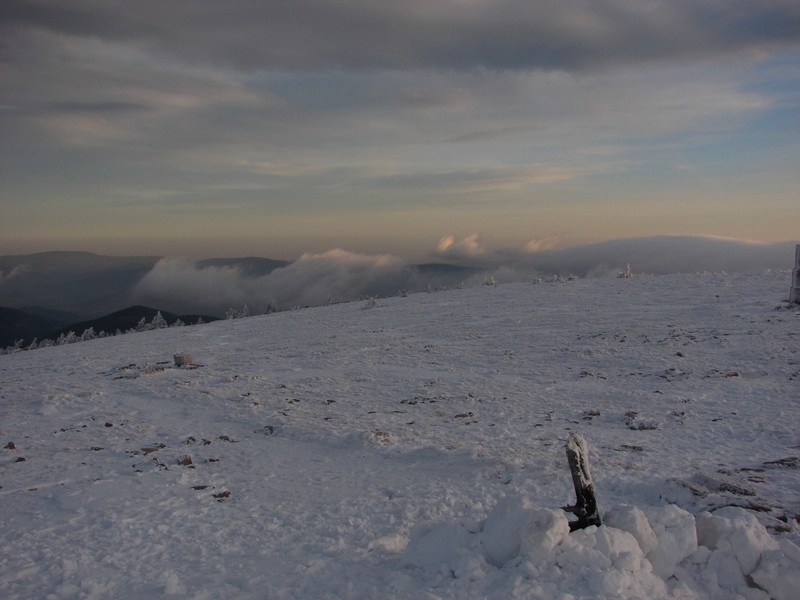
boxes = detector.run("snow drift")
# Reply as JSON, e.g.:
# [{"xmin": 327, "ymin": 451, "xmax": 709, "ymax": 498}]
[{"xmin": 404, "ymin": 498, "xmax": 799, "ymax": 600}]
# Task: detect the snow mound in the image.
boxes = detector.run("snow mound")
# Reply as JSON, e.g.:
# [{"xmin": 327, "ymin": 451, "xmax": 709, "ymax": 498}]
[{"xmin": 403, "ymin": 497, "xmax": 800, "ymax": 599}]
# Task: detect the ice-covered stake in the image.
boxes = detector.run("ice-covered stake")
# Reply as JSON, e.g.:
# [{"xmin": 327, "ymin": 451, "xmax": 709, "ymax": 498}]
[{"xmin": 563, "ymin": 432, "xmax": 601, "ymax": 531}]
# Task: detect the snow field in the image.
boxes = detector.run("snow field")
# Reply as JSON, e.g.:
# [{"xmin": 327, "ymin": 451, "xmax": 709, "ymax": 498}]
[{"xmin": 1, "ymin": 271, "xmax": 798, "ymax": 598}]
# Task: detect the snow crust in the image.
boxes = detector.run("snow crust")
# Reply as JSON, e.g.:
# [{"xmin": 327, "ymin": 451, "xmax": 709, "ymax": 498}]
[{"xmin": 1, "ymin": 271, "xmax": 798, "ymax": 598}]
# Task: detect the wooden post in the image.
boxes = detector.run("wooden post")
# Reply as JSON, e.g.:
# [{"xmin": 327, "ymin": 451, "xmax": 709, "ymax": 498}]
[
  {"xmin": 790, "ymin": 245, "xmax": 800, "ymax": 305},
  {"xmin": 563, "ymin": 432, "xmax": 602, "ymax": 531}
]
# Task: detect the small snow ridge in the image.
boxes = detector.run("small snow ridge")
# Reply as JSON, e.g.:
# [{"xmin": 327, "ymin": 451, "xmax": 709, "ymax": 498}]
[{"xmin": 401, "ymin": 496, "xmax": 800, "ymax": 599}]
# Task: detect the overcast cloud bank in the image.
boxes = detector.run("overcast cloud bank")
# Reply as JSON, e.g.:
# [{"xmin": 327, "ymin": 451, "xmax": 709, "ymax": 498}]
[
  {"xmin": 2, "ymin": 2, "xmax": 799, "ymax": 254},
  {"xmin": 5, "ymin": 1, "xmax": 799, "ymax": 71}
]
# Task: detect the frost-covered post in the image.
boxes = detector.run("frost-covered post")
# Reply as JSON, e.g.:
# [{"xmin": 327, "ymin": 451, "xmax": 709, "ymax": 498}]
[
  {"xmin": 563, "ymin": 433, "xmax": 601, "ymax": 531},
  {"xmin": 790, "ymin": 244, "xmax": 800, "ymax": 305}
]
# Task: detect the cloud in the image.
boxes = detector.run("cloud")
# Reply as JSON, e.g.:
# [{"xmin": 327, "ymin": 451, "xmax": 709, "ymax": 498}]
[
  {"xmin": 5, "ymin": 1, "xmax": 799, "ymax": 72},
  {"xmin": 1, "ymin": 6, "xmax": 788, "ymax": 214},
  {"xmin": 15, "ymin": 236, "xmax": 787, "ymax": 318},
  {"xmin": 259, "ymin": 249, "xmax": 413, "ymax": 308},
  {"xmin": 2, "ymin": 28, "xmax": 266, "ymax": 150},
  {"xmin": 523, "ymin": 234, "xmax": 570, "ymax": 254},
  {"xmin": 132, "ymin": 259, "xmax": 254, "ymax": 315},
  {"xmin": 516, "ymin": 236, "xmax": 797, "ymax": 278},
  {"xmin": 133, "ymin": 250, "xmax": 418, "ymax": 315},
  {"xmin": 435, "ymin": 234, "xmax": 487, "ymax": 262},
  {"xmin": 2, "ymin": 3, "xmax": 798, "ymax": 251},
  {"xmin": 433, "ymin": 235, "xmax": 796, "ymax": 281},
  {"xmin": 445, "ymin": 126, "xmax": 539, "ymax": 144},
  {"xmin": 369, "ymin": 164, "xmax": 596, "ymax": 196}
]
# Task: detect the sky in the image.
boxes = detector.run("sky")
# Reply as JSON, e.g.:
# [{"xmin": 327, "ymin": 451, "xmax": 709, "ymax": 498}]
[{"xmin": 1, "ymin": 1, "xmax": 799, "ymax": 261}]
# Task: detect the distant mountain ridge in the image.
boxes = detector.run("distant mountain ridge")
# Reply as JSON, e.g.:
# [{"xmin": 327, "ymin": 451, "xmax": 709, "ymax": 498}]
[
  {"xmin": 1, "ymin": 304, "xmax": 219, "ymax": 348},
  {"xmin": 18, "ymin": 305, "xmax": 81, "ymax": 325},
  {"xmin": 0, "ymin": 306, "xmax": 65, "ymax": 348},
  {"xmin": 0, "ymin": 251, "xmax": 162, "ymax": 320},
  {"xmin": 50, "ymin": 305, "xmax": 219, "ymax": 339},
  {"xmin": 1, "ymin": 238, "xmax": 795, "ymax": 336},
  {"xmin": 0, "ymin": 251, "xmax": 292, "ymax": 320}
]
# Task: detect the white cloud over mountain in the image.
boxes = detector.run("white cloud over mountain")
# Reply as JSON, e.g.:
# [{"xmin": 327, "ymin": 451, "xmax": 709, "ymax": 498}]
[{"xmin": 131, "ymin": 236, "xmax": 797, "ymax": 315}]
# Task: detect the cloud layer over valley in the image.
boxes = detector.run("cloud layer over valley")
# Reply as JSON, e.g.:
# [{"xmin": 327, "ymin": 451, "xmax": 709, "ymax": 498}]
[
  {"xmin": 134, "ymin": 250, "xmax": 417, "ymax": 316},
  {"xmin": 130, "ymin": 236, "xmax": 797, "ymax": 316}
]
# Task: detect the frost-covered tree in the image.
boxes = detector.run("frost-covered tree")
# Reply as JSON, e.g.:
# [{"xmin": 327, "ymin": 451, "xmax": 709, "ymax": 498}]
[
  {"xmin": 151, "ymin": 311, "xmax": 168, "ymax": 329},
  {"xmin": 618, "ymin": 263, "xmax": 634, "ymax": 278},
  {"xmin": 57, "ymin": 331, "xmax": 78, "ymax": 345},
  {"xmin": 226, "ymin": 305, "xmax": 250, "ymax": 319}
]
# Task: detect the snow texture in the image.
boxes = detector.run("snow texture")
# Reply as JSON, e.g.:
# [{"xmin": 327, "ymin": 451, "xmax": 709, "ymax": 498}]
[{"xmin": 1, "ymin": 271, "xmax": 799, "ymax": 599}]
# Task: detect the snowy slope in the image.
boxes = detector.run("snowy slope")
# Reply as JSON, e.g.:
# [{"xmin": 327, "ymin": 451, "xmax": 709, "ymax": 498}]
[{"xmin": 1, "ymin": 271, "xmax": 798, "ymax": 599}]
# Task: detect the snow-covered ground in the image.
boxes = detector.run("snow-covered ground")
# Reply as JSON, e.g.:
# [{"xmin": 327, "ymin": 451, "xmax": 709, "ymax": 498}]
[{"xmin": 1, "ymin": 271, "xmax": 798, "ymax": 599}]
